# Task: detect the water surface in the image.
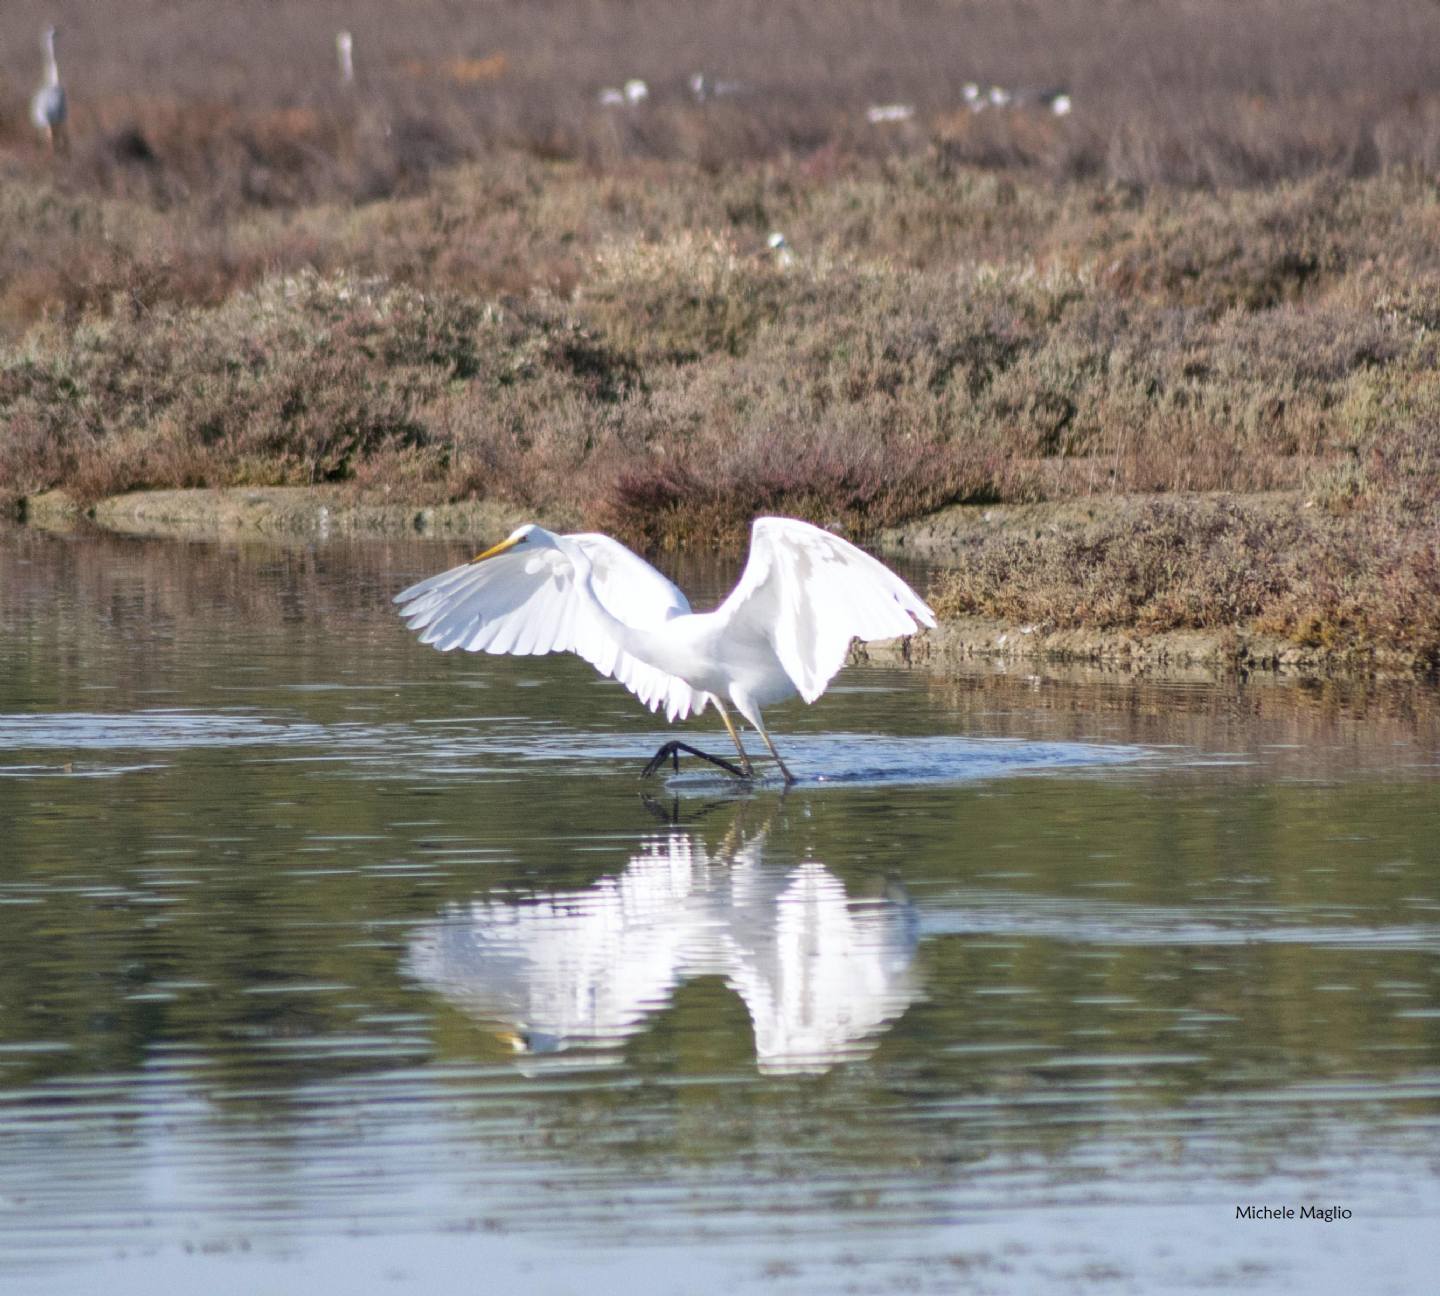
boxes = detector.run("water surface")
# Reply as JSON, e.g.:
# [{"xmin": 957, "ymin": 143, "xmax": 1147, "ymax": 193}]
[{"xmin": 1, "ymin": 527, "xmax": 1436, "ymax": 1293}]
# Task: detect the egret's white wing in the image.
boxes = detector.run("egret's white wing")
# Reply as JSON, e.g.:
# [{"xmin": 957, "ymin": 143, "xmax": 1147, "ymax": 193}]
[
  {"xmin": 568, "ymin": 533, "xmax": 692, "ymax": 627},
  {"xmin": 719, "ymin": 518, "xmax": 935, "ymax": 703},
  {"xmin": 393, "ymin": 533, "xmax": 707, "ymax": 721}
]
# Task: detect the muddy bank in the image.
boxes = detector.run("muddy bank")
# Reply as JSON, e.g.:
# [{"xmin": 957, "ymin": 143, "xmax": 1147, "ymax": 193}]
[
  {"xmin": 857, "ymin": 617, "xmax": 1428, "ymax": 678},
  {"xmin": 869, "ymin": 495, "xmax": 1348, "ymax": 674},
  {"xmin": 874, "ymin": 492, "xmax": 1437, "ymax": 678},
  {"xmin": 22, "ymin": 488, "xmax": 573, "ymax": 542},
  {"xmin": 26, "ymin": 483, "xmax": 1285, "ymax": 545},
  {"xmin": 875, "ymin": 490, "xmax": 1310, "ymax": 550},
  {"xmin": 875, "ymin": 495, "xmax": 1220, "ymax": 550}
]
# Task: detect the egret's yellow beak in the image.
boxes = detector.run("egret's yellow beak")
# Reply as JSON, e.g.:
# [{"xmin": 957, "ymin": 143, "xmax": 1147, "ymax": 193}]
[{"xmin": 472, "ymin": 535, "xmax": 522, "ymax": 563}]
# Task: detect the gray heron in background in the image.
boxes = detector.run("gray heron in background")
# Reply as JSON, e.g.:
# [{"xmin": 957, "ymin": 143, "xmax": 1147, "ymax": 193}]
[{"xmin": 31, "ymin": 25, "xmax": 68, "ymax": 153}]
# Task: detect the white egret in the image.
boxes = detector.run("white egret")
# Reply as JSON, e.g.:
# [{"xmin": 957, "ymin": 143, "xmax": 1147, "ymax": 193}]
[
  {"xmin": 31, "ymin": 25, "xmax": 68, "ymax": 154},
  {"xmin": 393, "ymin": 517, "xmax": 935, "ymax": 783}
]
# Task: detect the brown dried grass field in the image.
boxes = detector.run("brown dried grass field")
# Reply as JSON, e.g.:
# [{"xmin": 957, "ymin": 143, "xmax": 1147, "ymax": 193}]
[{"xmin": 0, "ymin": 0, "xmax": 1436, "ymax": 665}]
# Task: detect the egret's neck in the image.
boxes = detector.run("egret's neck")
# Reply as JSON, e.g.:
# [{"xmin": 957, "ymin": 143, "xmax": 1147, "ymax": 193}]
[{"xmin": 44, "ymin": 36, "xmax": 60, "ymax": 86}]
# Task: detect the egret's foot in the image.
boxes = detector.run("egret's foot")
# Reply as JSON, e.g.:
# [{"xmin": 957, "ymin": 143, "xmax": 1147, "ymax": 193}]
[
  {"xmin": 750, "ymin": 755, "xmax": 797, "ymax": 785},
  {"xmin": 641, "ymin": 741, "xmax": 750, "ymax": 781},
  {"xmin": 753, "ymin": 738, "xmax": 797, "ymax": 785}
]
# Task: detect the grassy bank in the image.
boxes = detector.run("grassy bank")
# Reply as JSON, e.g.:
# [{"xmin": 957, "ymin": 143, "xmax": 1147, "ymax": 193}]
[
  {"xmin": 919, "ymin": 493, "xmax": 1439, "ymax": 671},
  {"xmin": 1, "ymin": 1, "xmax": 1437, "ymax": 667}
]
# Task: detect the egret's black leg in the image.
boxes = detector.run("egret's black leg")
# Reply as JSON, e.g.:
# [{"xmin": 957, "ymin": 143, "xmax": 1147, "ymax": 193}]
[{"xmin": 641, "ymin": 742, "xmax": 750, "ymax": 781}]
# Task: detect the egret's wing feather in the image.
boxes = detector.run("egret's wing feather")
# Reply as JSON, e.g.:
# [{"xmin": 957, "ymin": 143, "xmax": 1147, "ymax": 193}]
[
  {"xmin": 564, "ymin": 535, "xmax": 698, "ymax": 720},
  {"xmin": 394, "ymin": 536, "xmax": 708, "ymax": 722},
  {"xmin": 397, "ymin": 549, "xmax": 578, "ymax": 655},
  {"xmin": 568, "ymin": 533, "xmax": 692, "ymax": 627},
  {"xmin": 719, "ymin": 518, "xmax": 935, "ymax": 704}
]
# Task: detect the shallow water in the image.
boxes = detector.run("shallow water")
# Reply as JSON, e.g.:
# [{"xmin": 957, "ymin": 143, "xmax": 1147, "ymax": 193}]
[{"xmin": 1, "ymin": 527, "xmax": 1437, "ymax": 1294}]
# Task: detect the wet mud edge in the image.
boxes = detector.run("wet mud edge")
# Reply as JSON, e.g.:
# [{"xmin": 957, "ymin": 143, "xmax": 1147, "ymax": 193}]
[{"xmin": 854, "ymin": 620, "xmax": 1428, "ymax": 679}]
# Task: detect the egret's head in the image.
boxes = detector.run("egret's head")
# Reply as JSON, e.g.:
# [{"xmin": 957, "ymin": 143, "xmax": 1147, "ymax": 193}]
[{"xmin": 471, "ymin": 523, "xmax": 553, "ymax": 563}]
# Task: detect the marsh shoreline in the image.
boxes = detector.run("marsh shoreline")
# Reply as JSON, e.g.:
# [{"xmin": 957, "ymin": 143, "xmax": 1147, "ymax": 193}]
[{"xmin": 18, "ymin": 484, "xmax": 1435, "ymax": 679}]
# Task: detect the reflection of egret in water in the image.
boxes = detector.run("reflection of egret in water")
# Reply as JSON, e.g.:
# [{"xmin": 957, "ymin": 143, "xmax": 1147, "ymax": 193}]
[
  {"xmin": 406, "ymin": 822, "xmax": 917, "ymax": 1075},
  {"xmin": 721, "ymin": 860, "xmax": 918, "ymax": 1073}
]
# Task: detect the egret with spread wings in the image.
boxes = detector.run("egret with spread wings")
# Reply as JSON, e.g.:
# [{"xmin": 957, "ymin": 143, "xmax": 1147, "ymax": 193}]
[{"xmin": 393, "ymin": 517, "xmax": 935, "ymax": 783}]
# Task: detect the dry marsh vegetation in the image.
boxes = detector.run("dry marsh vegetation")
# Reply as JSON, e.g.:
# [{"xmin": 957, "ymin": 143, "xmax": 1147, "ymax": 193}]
[
  {"xmin": 1, "ymin": 1, "xmax": 1437, "ymax": 664},
  {"xmin": 6, "ymin": 0, "xmax": 1440, "ymax": 197},
  {"xmin": 930, "ymin": 489, "xmax": 1440, "ymax": 668}
]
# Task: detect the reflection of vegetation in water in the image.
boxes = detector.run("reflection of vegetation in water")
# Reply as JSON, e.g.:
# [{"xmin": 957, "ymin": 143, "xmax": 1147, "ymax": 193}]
[{"xmin": 1, "ymin": 531, "xmax": 1438, "ymax": 1178}]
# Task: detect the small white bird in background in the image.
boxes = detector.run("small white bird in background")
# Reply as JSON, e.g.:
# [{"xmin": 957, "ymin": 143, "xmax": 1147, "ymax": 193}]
[
  {"xmin": 987, "ymin": 85, "xmax": 1013, "ymax": 108},
  {"xmin": 766, "ymin": 230, "xmax": 795, "ymax": 268},
  {"xmin": 336, "ymin": 30, "xmax": 355, "ymax": 86},
  {"xmin": 598, "ymin": 78, "xmax": 648, "ymax": 108},
  {"xmin": 866, "ymin": 103, "xmax": 915, "ymax": 124},
  {"xmin": 394, "ymin": 517, "xmax": 935, "ymax": 784},
  {"xmin": 1011, "ymin": 87, "xmax": 1073, "ymax": 116},
  {"xmin": 31, "ymin": 25, "xmax": 68, "ymax": 153},
  {"xmin": 962, "ymin": 81, "xmax": 985, "ymax": 111},
  {"xmin": 690, "ymin": 72, "xmax": 745, "ymax": 102}
]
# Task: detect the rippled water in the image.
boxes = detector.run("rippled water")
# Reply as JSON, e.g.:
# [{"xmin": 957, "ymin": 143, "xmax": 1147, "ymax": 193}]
[{"xmin": 1, "ymin": 527, "xmax": 1437, "ymax": 1294}]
